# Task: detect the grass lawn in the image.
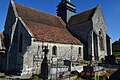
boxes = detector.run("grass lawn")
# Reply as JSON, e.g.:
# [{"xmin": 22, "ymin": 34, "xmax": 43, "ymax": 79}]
[{"xmin": 113, "ymin": 52, "xmax": 120, "ymax": 56}]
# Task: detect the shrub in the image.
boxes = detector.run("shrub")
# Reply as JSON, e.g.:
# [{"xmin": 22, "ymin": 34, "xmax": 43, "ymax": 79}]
[
  {"xmin": 31, "ymin": 75, "xmax": 39, "ymax": 80},
  {"xmin": 30, "ymin": 74, "xmax": 43, "ymax": 80},
  {"xmin": 71, "ymin": 71, "xmax": 79, "ymax": 76},
  {"xmin": 50, "ymin": 78, "xmax": 56, "ymax": 80}
]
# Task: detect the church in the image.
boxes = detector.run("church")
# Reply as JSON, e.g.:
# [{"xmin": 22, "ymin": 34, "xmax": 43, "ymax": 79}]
[{"xmin": 0, "ymin": 0, "xmax": 112, "ymax": 75}]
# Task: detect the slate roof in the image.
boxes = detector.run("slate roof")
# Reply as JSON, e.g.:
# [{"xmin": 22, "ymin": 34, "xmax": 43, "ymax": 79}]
[
  {"xmin": 14, "ymin": 3, "xmax": 81, "ymax": 45},
  {"xmin": 68, "ymin": 8, "xmax": 96, "ymax": 26}
]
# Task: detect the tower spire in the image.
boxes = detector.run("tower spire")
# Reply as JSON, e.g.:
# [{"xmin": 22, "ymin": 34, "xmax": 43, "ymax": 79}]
[{"xmin": 57, "ymin": 0, "xmax": 76, "ymax": 23}]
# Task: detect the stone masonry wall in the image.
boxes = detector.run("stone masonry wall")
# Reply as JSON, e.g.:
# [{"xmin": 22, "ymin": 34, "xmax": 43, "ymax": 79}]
[
  {"xmin": 92, "ymin": 5, "xmax": 107, "ymax": 59},
  {"xmin": 21, "ymin": 41, "xmax": 83, "ymax": 75},
  {"xmin": 7, "ymin": 19, "xmax": 32, "ymax": 73},
  {"xmin": 68, "ymin": 21, "xmax": 92, "ymax": 60}
]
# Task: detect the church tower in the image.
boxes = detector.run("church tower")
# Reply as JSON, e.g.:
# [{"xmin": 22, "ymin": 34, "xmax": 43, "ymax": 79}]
[{"xmin": 57, "ymin": 0, "xmax": 76, "ymax": 23}]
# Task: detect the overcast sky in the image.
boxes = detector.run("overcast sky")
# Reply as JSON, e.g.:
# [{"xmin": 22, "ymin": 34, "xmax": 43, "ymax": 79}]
[{"xmin": 0, "ymin": 0, "xmax": 120, "ymax": 42}]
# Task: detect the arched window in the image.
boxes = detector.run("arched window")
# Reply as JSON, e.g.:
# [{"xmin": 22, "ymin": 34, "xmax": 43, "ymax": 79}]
[
  {"xmin": 99, "ymin": 31, "xmax": 104, "ymax": 50},
  {"xmin": 19, "ymin": 33, "xmax": 23, "ymax": 52},
  {"xmin": 79, "ymin": 47, "xmax": 81, "ymax": 56},
  {"xmin": 52, "ymin": 46, "xmax": 57, "ymax": 56}
]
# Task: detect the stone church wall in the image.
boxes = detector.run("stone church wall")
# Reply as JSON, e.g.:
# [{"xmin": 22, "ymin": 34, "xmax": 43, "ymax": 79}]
[
  {"xmin": 3, "ymin": 1, "xmax": 17, "ymax": 49},
  {"xmin": 67, "ymin": 6, "xmax": 109, "ymax": 60},
  {"xmin": 6, "ymin": 19, "xmax": 32, "ymax": 73},
  {"xmin": 92, "ymin": 5, "xmax": 107, "ymax": 59},
  {"xmin": 3, "ymin": 1, "xmax": 20, "ymax": 72},
  {"xmin": 68, "ymin": 21, "xmax": 92, "ymax": 60},
  {"xmin": 68, "ymin": 21, "xmax": 92, "ymax": 43},
  {"xmin": 21, "ymin": 41, "xmax": 83, "ymax": 75},
  {"xmin": 7, "ymin": 18, "xmax": 83, "ymax": 75}
]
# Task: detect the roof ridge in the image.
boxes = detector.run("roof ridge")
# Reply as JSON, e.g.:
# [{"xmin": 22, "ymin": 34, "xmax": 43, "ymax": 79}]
[
  {"xmin": 15, "ymin": 2, "xmax": 61, "ymax": 20},
  {"xmin": 57, "ymin": 17, "xmax": 66, "ymax": 27},
  {"xmin": 73, "ymin": 7, "xmax": 96, "ymax": 17},
  {"xmin": 68, "ymin": 7, "xmax": 97, "ymax": 26},
  {"xmin": 10, "ymin": 0, "xmax": 19, "ymax": 17},
  {"xmin": 12, "ymin": 2, "xmax": 81, "ymax": 45},
  {"xmin": 15, "ymin": 2, "xmax": 66, "ymax": 28}
]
